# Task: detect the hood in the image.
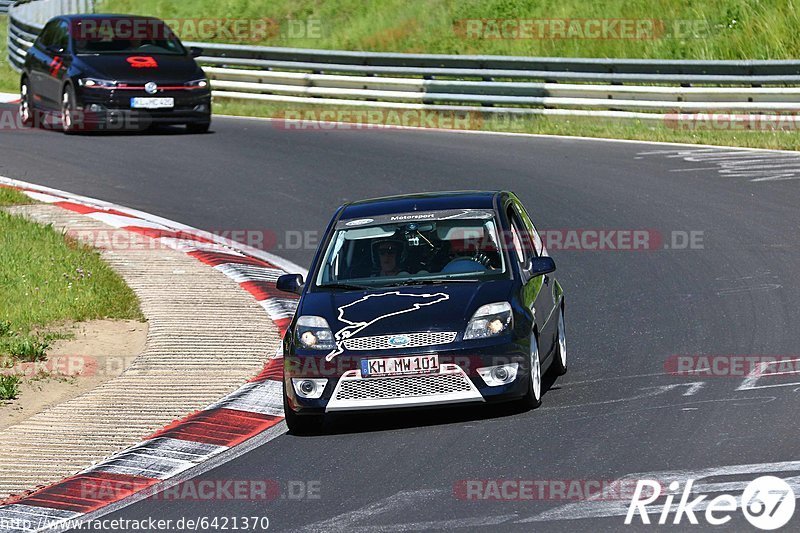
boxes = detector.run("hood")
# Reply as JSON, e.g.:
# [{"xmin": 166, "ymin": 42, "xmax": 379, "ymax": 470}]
[
  {"xmin": 299, "ymin": 280, "xmax": 514, "ymax": 340},
  {"xmin": 74, "ymin": 54, "xmax": 203, "ymax": 84}
]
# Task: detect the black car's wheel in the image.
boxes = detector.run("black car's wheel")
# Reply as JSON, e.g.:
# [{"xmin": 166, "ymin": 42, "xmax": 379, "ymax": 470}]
[
  {"xmin": 61, "ymin": 85, "xmax": 78, "ymax": 134},
  {"xmin": 519, "ymin": 332, "xmax": 542, "ymax": 409},
  {"xmin": 186, "ymin": 121, "xmax": 210, "ymax": 134},
  {"xmin": 19, "ymin": 78, "xmax": 33, "ymax": 127},
  {"xmin": 283, "ymin": 387, "xmax": 324, "ymax": 435},
  {"xmin": 551, "ymin": 306, "xmax": 568, "ymax": 376}
]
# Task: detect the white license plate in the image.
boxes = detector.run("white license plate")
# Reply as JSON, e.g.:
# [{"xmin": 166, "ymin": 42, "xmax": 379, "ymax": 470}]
[
  {"xmin": 130, "ymin": 97, "xmax": 174, "ymax": 109},
  {"xmin": 361, "ymin": 354, "xmax": 439, "ymax": 377}
]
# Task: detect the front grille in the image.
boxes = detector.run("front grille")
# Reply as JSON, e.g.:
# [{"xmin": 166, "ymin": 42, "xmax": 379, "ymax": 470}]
[
  {"xmin": 343, "ymin": 331, "xmax": 457, "ymax": 351},
  {"xmin": 334, "ymin": 372, "xmax": 472, "ymax": 401}
]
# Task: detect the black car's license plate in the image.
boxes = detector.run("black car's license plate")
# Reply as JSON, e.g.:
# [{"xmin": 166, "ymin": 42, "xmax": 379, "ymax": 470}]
[{"xmin": 360, "ymin": 354, "xmax": 439, "ymax": 377}]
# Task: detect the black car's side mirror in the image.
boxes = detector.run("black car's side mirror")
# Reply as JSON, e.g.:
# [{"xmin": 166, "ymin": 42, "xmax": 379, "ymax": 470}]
[
  {"xmin": 189, "ymin": 46, "xmax": 203, "ymax": 58},
  {"xmin": 529, "ymin": 256, "xmax": 556, "ymax": 276},
  {"xmin": 276, "ymin": 274, "xmax": 304, "ymax": 295}
]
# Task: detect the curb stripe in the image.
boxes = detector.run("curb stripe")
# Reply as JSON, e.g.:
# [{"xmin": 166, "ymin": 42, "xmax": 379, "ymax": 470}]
[
  {"xmin": 188, "ymin": 250, "xmax": 266, "ymax": 267},
  {"xmin": 145, "ymin": 408, "xmax": 283, "ymax": 448},
  {"xmin": 14, "ymin": 473, "xmax": 158, "ymax": 513},
  {"xmin": 0, "ymin": 504, "xmax": 81, "ymax": 533},
  {"xmin": 249, "ymin": 358, "xmax": 285, "ymax": 383},
  {"xmin": 0, "ymin": 178, "xmax": 304, "ymax": 531},
  {"xmin": 204, "ymin": 380, "xmax": 284, "ymax": 417}
]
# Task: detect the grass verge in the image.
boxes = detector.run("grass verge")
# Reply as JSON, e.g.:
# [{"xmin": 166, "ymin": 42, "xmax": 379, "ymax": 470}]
[
  {"xmin": 0, "ymin": 188, "xmax": 144, "ymax": 362},
  {"xmin": 98, "ymin": 0, "xmax": 800, "ymax": 60},
  {"xmin": 0, "ymin": 15, "xmax": 19, "ymax": 93},
  {"xmin": 0, "ymin": 375, "xmax": 21, "ymax": 400},
  {"xmin": 214, "ymin": 99, "xmax": 800, "ymax": 151}
]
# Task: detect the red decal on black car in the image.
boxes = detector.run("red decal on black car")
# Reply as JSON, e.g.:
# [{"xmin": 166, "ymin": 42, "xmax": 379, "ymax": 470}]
[{"xmin": 126, "ymin": 56, "xmax": 158, "ymax": 68}]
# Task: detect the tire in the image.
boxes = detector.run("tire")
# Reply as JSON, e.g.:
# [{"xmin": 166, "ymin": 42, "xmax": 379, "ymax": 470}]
[
  {"xmin": 519, "ymin": 332, "xmax": 542, "ymax": 409},
  {"xmin": 551, "ymin": 306, "xmax": 568, "ymax": 376},
  {"xmin": 186, "ymin": 121, "xmax": 210, "ymax": 134},
  {"xmin": 61, "ymin": 85, "xmax": 78, "ymax": 134},
  {"xmin": 19, "ymin": 78, "xmax": 33, "ymax": 127},
  {"xmin": 283, "ymin": 387, "xmax": 324, "ymax": 435}
]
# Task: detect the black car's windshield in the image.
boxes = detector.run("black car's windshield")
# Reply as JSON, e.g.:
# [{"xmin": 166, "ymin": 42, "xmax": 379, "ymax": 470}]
[
  {"xmin": 72, "ymin": 19, "xmax": 185, "ymax": 55},
  {"xmin": 314, "ymin": 208, "xmax": 508, "ymax": 289}
]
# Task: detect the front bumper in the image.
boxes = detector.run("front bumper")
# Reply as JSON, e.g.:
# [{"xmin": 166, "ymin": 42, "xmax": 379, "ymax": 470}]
[
  {"xmin": 75, "ymin": 88, "xmax": 211, "ymax": 128},
  {"xmin": 326, "ymin": 363, "xmax": 484, "ymax": 412},
  {"xmin": 285, "ymin": 339, "xmax": 530, "ymax": 415}
]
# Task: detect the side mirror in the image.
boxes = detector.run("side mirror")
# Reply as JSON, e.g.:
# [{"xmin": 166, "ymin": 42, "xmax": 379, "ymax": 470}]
[
  {"xmin": 529, "ymin": 256, "xmax": 556, "ymax": 276},
  {"xmin": 276, "ymin": 273, "xmax": 304, "ymax": 295},
  {"xmin": 189, "ymin": 46, "xmax": 203, "ymax": 58}
]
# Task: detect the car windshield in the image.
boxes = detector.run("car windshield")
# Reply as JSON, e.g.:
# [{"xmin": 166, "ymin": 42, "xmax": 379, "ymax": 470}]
[
  {"xmin": 314, "ymin": 208, "xmax": 508, "ymax": 288},
  {"xmin": 72, "ymin": 19, "xmax": 185, "ymax": 55}
]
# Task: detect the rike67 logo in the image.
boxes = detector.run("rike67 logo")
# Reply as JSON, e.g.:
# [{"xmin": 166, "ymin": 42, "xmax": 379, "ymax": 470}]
[{"xmin": 626, "ymin": 476, "xmax": 795, "ymax": 530}]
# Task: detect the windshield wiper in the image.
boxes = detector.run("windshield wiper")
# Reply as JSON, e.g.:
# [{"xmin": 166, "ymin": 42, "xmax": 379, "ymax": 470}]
[{"xmin": 317, "ymin": 282, "xmax": 373, "ymax": 291}]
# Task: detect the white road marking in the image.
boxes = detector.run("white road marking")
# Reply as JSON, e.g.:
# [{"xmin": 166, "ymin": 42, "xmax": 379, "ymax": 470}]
[
  {"xmin": 517, "ymin": 460, "xmax": 800, "ymax": 523},
  {"xmin": 86, "ymin": 212, "xmax": 170, "ymax": 230},
  {"xmin": 638, "ymin": 148, "xmax": 800, "ymax": 181},
  {"xmin": 737, "ymin": 359, "xmax": 800, "ymax": 391},
  {"xmin": 547, "ymin": 382, "xmax": 706, "ymax": 409},
  {"xmin": 19, "ymin": 191, "xmax": 68, "ymax": 203},
  {"xmin": 716, "ymin": 283, "xmax": 782, "ymax": 296},
  {"xmin": 294, "ymin": 489, "xmax": 515, "ymax": 532}
]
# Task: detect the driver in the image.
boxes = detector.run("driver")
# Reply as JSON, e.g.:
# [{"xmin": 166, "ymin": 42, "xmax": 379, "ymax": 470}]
[{"xmin": 373, "ymin": 239, "xmax": 406, "ymax": 276}]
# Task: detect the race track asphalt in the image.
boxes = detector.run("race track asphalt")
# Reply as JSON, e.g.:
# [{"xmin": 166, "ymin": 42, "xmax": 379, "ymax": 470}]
[{"xmin": 2, "ymin": 110, "xmax": 798, "ymax": 531}]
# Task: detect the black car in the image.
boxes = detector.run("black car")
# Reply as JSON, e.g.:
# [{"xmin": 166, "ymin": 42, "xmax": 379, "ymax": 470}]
[
  {"xmin": 276, "ymin": 191, "xmax": 567, "ymax": 433},
  {"xmin": 19, "ymin": 14, "xmax": 211, "ymax": 133}
]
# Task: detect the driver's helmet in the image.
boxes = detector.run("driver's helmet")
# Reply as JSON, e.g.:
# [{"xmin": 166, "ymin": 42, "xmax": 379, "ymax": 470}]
[{"xmin": 371, "ymin": 238, "xmax": 406, "ymax": 269}]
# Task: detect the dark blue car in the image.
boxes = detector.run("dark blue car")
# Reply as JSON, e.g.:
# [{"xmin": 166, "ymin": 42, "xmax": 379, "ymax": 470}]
[{"xmin": 277, "ymin": 191, "xmax": 567, "ymax": 433}]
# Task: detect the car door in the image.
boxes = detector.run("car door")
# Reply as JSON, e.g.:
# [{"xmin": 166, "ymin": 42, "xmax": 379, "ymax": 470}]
[
  {"xmin": 27, "ymin": 21, "xmax": 58, "ymax": 107},
  {"xmin": 505, "ymin": 198, "xmax": 557, "ymax": 365},
  {"xmin": 41, "ymin": 20, "xmax": 71, "ymax": 106},
  {"xmin": 513, "ymin": 197, "xmax": 560, "ymax": 358},
  {"xmin": 28, "ymin": 19, "xmax": 69, "ymax": 109}
]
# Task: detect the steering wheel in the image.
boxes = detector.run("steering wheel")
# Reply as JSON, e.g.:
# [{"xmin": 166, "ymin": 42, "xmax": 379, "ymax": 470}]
[{"xmin": 441, "ymin": 256, "xmax": 488, "ymax": 274}]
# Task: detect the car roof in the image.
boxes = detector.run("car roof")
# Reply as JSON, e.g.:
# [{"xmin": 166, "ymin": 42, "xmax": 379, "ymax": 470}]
[{"xmin": 339, "ymin": 191, "xmax": 503, "ymax": 220}]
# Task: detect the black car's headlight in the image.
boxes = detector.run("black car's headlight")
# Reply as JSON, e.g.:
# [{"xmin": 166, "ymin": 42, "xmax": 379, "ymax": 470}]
[
  {"xmin": 185, "ymin": 78, "xmax": 209, "ymax": 89},
  {"xmin": 464, "ymin": 302, "xmax": 513, "ymax": 340},
  {"xmin": 296, "ymin": 315, "xmax": 335, "ymax": 350},
  {"xmin": 78, "ymin": 78, "xmax": 116, "ymax": 89}
]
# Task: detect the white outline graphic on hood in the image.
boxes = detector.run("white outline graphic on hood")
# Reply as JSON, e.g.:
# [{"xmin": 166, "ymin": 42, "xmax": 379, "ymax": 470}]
[{"xmin": 324, "ymin": 291, "xmax": 450, "ymax": 361}]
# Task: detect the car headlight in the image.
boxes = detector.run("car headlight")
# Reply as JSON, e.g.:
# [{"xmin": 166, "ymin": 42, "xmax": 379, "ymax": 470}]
[
  {"xmin": 296, "ymin": 315, "xmax": 335, "ymax": 350},
  {"xmin": 464, "ymin": 302, "xmax": 513, "ymax": 340},
  {"xmin": 185, "ymin": 78, "xmax": 209, "ymax": 89},
  {"xmin": 78, "ymin": 78, "xmax": 116, "ymax": 89}
]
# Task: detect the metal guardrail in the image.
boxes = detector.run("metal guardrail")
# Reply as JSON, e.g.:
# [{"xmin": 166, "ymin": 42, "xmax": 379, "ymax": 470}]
[
  {"xmin": 6, "ymin": 1, "xmax": 800, "ymax": 121},
  {"xmin": 0, "ymin": 1, "xmax": 15, "ymax": 15}
]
